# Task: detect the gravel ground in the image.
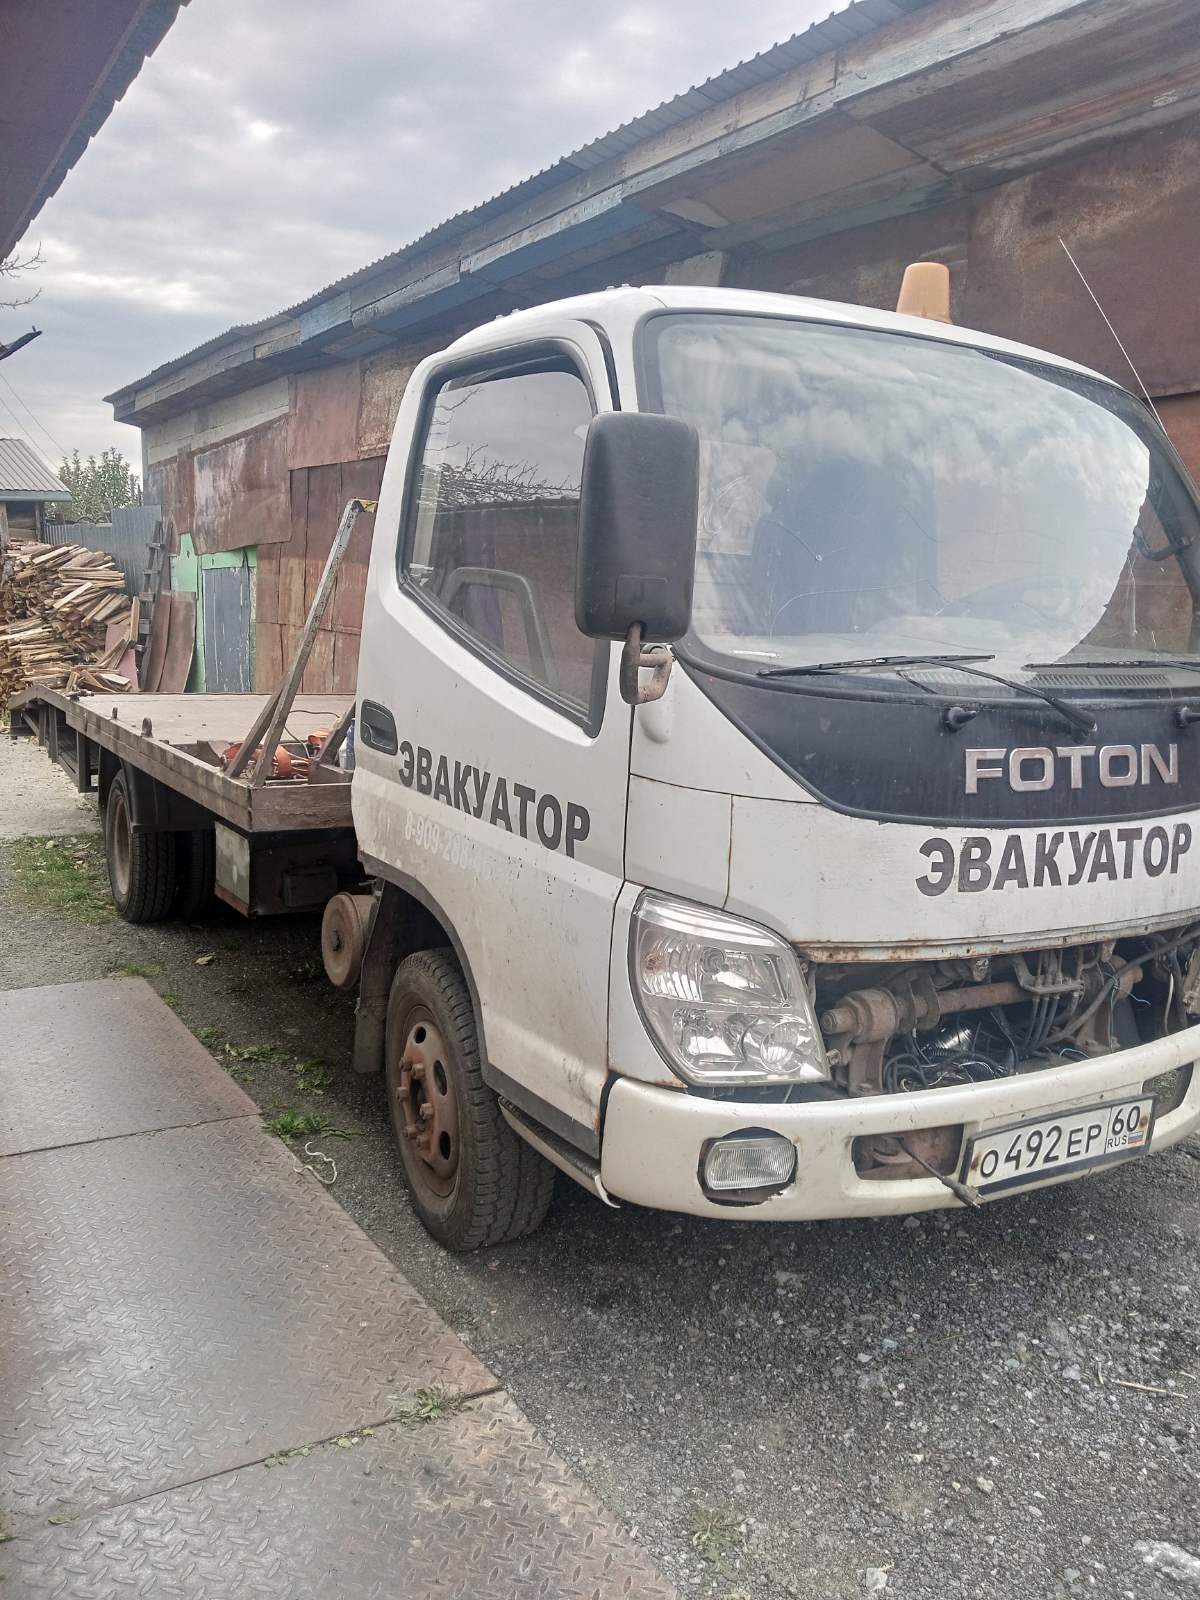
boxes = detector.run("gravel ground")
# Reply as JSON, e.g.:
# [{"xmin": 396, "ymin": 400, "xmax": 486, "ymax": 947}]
[
  {"xmin": 0, "ymin": 733, "xmax": 101, "ymax": 838},
  {"xmin": 2, "ymin": 732, "xmax": 1199, "ymax": 1600}
]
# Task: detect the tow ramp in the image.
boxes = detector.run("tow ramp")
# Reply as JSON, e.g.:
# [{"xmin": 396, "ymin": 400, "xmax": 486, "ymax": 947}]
[{"xmin": 0, "ymin": 978, "xmax": 674, "ymax": 1598}]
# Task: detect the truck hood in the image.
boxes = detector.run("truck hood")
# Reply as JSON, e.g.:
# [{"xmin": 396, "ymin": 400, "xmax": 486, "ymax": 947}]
[{"xmin": 628, "ymin": 665, "xmax": 1200, "ymax": 958}]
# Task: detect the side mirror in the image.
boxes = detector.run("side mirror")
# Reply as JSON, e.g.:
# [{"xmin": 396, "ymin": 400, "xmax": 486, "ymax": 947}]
[{"xmin": 576, "ymin": 411, "xmax": 699, "ymax": 653}]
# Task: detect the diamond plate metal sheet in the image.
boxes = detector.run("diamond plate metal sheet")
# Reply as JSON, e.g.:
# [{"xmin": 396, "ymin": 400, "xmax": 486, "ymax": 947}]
[
  {"xmin": 0, "ymin": 1392, "xmax": 678, "ymax": 1600},
  {"xmin": 0, "ymin": 1117, "xmax": 494, "ymax": 1524},
  {"xmin": 0, "ymin": 978, "xmax": 257, "ymax": 1155}
]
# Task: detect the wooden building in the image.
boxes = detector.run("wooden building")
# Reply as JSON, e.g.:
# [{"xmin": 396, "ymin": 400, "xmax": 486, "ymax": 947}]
[
  {"xmin": 106, "ymin": 0, "xmax": 1200, "ymax": 694},
  {"xmin": 0, "ymin": 439, "xmax": 71, "ymax": 543}
]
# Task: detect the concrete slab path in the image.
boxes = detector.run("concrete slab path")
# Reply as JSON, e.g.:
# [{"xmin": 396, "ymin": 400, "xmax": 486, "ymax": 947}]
[{"xmin": 0, "ymin": 977, "xmax": 676, "ymax": 1599}]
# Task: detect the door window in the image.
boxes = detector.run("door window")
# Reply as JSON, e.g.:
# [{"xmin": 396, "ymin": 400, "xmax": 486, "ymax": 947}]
[{"xmin": 404, "ymin": 362, "xmax": 598, "ymax": 714}]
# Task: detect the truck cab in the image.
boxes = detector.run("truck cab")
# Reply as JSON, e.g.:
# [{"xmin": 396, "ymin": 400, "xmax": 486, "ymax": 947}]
[{"xmin": 351, "ymin": 284, "xmax": 1200, "ymax": 1248}]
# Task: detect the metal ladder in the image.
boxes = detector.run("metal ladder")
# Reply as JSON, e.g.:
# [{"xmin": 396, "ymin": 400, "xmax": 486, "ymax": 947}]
[{"xmin": 135, "ymin": 517, "xmax": 166, "ymax": 672}]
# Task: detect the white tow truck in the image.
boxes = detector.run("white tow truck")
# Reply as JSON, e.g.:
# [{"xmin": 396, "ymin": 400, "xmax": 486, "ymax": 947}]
[{"xmin": 15, "ymin": 273, "xmax": 1200, "ymax": 1249}]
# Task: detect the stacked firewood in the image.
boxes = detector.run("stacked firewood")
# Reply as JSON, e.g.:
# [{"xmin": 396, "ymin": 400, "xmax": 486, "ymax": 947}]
[{"xmin": 0, "ymin": 539, "xmax": 137, "ymax": 702}]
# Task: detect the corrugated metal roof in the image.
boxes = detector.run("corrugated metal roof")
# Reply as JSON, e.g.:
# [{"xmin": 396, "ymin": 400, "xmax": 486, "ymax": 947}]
[
  {"xmin": 109, "ymin": 0, "xmax": 934, "ymax": 401},
  {"xmin": 0, "ymin": 439, "xmax": 71, "ymax": 500},
  {"xmin": 3, "ymin": 0, "xmax": 188, "ymax": 261}
]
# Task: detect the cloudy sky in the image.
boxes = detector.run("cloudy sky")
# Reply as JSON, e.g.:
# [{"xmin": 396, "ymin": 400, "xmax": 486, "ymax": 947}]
[{"xmin": 0, "ymin": 0, "xmax": 829, "ymax": 477}]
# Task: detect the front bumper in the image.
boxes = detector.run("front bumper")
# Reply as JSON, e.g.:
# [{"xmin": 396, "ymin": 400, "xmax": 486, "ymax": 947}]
[{"xmin": 599, "ymin": 1022, "xmax": 1200, "ymax": 1219}]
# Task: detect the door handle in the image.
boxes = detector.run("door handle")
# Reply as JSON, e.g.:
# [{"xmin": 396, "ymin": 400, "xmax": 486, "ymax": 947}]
[{"xmin": 358, "ymin": 700, "xmax": 398, "ymax": 755}]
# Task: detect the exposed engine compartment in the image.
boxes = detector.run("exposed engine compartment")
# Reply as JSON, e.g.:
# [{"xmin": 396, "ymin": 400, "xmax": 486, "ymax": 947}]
[
  {"xmin": 816, "ymin": 920, "xmax": 1200, "ymax": 1100},
  {"xmin": 807, "ymin": 923, "xmax": 1200, "ymax": 1186}
]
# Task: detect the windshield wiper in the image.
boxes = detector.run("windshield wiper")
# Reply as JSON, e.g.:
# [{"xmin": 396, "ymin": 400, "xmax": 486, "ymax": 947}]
[
  {"xmin": 758, "ymin": 652, "xmax": 1098, "ymax": 736},
  {"xmin": 758, "ymin": 653, "xmax": 992, "ymax": 678},
  {"xmin": 1025, "ymin": 657, "xmax": 1200, "ymax": 671}
]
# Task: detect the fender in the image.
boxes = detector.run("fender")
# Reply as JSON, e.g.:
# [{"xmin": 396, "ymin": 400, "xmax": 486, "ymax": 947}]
[
  {"xmin": 354, "ymin": 859, "xmax": 600, "ymax": 1157},
  {"xmin": 102, "ymin": 753, "xmax": 211, "ymax": 833}
]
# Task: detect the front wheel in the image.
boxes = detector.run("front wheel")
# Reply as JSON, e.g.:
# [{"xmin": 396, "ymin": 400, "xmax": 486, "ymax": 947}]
[
  {"xmin": 104, "ymin": 769, "xmax": 177, "ymax": 923},
  {"xmin": 385, "ymin": 948, "xmax": 554, "ymax": 1251}
]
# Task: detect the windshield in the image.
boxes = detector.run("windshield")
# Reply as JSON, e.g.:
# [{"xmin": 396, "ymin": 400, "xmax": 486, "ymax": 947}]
[{"xmin": 640, "ymin": 313, "xmax": 1200, "ymax": 684}]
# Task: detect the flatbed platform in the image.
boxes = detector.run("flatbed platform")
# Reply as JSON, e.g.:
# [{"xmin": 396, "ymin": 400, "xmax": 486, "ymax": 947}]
[{"xmin": 9, "ymin": 686, "xmax": 354, "ymax": 833}]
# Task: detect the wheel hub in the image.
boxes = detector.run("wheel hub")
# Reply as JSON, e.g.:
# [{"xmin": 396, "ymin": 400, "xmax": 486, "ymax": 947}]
[
  {"xmin": 109, "ymin": 788, "xmax": 131, "ymax": 898},
  {"xmin": 395, "ymin": 1013, "xmax": 458, "ymax": 1197}
]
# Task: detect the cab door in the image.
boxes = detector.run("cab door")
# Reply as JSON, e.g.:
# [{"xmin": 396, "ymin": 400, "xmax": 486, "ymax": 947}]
[{"xmin": 354, "ymin": 329, "xmax": 629, "ymax": 1151}]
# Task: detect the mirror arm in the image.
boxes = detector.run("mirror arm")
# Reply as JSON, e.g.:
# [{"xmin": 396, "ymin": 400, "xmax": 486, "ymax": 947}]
[{"xmin": 619, "ymin": 623, "xmax": 674, "ymax": 705}]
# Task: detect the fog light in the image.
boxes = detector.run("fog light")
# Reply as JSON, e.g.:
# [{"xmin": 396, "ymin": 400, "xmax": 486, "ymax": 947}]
[{"xmin": 702, "ymin": 1130, "xmax": 796, "ymax": 1198}]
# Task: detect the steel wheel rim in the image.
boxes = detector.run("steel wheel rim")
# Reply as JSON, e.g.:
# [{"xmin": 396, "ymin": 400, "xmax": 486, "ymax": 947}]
[
  {"xmin": 109, "ymin": 787, "xmax": 131, "ymax": 898},
  {"xmin": 394, "ymin": 1009, "xmax": 459, "ymax": 1200}
]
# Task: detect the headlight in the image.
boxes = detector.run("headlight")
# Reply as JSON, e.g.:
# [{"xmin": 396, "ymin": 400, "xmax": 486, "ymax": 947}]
[{"xmin": 630, "ymin": 891, "xmax": 829, "ymax": 1087}]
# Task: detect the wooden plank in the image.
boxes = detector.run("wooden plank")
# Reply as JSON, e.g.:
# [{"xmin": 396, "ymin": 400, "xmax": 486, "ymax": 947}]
[
  {"xmin": 301, "ymin": 629, "xmax": 335, "ymax": 694},
  {"xmin": 304, "ymin": 463, "xmax": 343, "ymax": 619},
  {"xmin": 332, "ymin": 563, "xmax": 368, "ymax": 635},
  {"xmin": 281, "ymin": 470, "xmax": 309, "ymax": 627},
  {"xmin": 253, "ymin": 779, "xmax": 353, "ymax": 831},
  {"xmin": 145, "ymin": 456, "xmax": 189, "ymax": 551},
  {"xmin": 296, "ymin": 628, "xmax": 332, "ymax": 694},
  {"xmin": 333, "ymin": 457, "xmax": 383, "ymax": 633},
  {"xmin": 287, "ymin": 363, "xmax": 362, "ymax": 468},
  {"xmin": 280, "ymin": 556, "xmax": 307, "ymax": 629},
  {"xmin": 358, "ymin": 349, "xmax": 420, "ymax": 456},
  {"xmin": 255, "ymin": 550, "xmax": 282, "ymax": 625},
  {"xmin": 141, "ymin": 590, "xmax": 173, "ymax": 692},
  {"xmin": 159, "ymin": 592, "xmax": 196, "ymax": 694},
  {"xmin": 332, "ymin": 629, "xmax": 360, "ymax": 693},
  {"xmin": 193, "ymin": 417, "xmax": 290, "ymax": 554},
  {"xmin": 255, "ymin": 620, "xmax": 284, "ymax": 693}
]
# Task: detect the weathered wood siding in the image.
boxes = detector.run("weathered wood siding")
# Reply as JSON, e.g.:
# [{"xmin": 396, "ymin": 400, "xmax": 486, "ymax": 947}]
[
  {"xmin": 142, "ymin": 342, "xmax": 427, "ymax": 692},
  {"xmin": 728, "ymin": 111, "xmax": 1200, "ymax": 481},
  {"xmin": 192, "ymin": 417, "xmax": 290, "ymax": 555}
]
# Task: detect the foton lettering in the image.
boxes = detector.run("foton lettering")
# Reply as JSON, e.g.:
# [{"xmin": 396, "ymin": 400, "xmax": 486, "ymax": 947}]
[{"xmin": 965, "ymin": 744, "xmax": 1178, "ymax": 795}]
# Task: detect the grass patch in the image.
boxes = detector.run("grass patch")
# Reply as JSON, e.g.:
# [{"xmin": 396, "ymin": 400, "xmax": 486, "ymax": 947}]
[
  {"xmin": 266, "ymin": 1110, "xmax": 351, "ymax": 1141},
  {"xmin": 223, "ymin": 1043, "xmax": 330, "ymax": 1093},
  {"xmin": 159, "ymin": 992, "xmax": 180, "ymax": 1010},
  {"xmin": 5, "ymin": 835, "xmax": 112, "ymax": 924},
  {"xmin": 225, "ymin": 1042, "xmax": 291, "ymax": 1079},
  {"xmin": 110, "ymin": 962, "xmax": 162, "ymax": 979},
  {"xmin": 194, "ymin": 1025, "xmax": 224, "ymax": 1048},
  {"xmin": 391, "ymin": 1386, "xmax": 468, "ymax": 1425},
  {"xmin": 294, "ymin": 1057, "xmax": 331, "ymax": 1094},
  {"xmin": 688, "ymin": 1506, "xmax": 742, "ymax": 1568},
  {"xmin": 227, "ymin": 1042, "xmax": 290, "ymax": 1065}
]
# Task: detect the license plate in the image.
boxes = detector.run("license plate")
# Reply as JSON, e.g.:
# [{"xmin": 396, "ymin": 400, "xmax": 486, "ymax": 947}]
[{"xmin": 962, "ymin": 1095, "xmax": 1155, "ymax": 1196}]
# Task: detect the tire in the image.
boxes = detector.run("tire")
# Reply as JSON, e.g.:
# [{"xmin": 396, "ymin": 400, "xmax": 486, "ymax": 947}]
[
  {"xmin": 175, "ymin": 827, "xmax": 215, "ymax": 920},
  {"xmin": 385, "ymin": 948, "xmax": 555, "ymax": 1251},
  {"xmin": 104, "ymin": 769, "xmax": 177, "ymax": 924}
]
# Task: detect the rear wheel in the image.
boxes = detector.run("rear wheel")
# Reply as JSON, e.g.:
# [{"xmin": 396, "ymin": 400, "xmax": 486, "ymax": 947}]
[
  {"xmin": 104, "ymin": 769, "xmax": 177, "ymax": 924},
  {"xmin": 175, "ymin": 827, "xmax": 215, "ymax": 920},
  {"xmin": 385, "ymin": 948, "xmax": 554, "ymax": 1251}
]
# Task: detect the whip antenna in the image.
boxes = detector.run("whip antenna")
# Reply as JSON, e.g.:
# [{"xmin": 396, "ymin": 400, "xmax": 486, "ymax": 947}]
[{"xmin": 1058, "ymin": 236, "xmax": 1164, "ymax": 429}]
